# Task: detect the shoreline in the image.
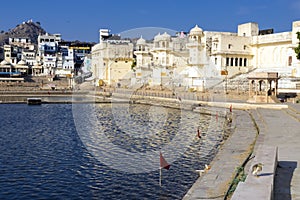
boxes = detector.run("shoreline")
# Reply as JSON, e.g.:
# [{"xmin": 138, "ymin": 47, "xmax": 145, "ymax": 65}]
[{"xmin": 0, "ymin": 90, "xmax": 289, "ymax": 108}]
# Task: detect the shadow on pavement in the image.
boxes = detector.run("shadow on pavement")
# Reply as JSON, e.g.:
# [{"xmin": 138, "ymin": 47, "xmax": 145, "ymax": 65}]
[
  {"xmin": 258, "ymin": 172, "xmax": 274, "ymax": 177},
  {"xmin": 274, "ymin": 161, "xmax": 297, "ymax": 200}
]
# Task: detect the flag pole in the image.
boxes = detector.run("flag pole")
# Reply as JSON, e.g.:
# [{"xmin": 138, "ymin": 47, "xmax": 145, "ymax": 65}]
[{"xmin": 159, "ymin": 167, "xmax": 162, "ymax": 187}]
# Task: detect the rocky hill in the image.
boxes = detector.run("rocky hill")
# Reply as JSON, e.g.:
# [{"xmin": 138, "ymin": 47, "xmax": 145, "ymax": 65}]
[{"xmin": 0, "ymin": 20, "xmax": 47, "ymax": 46}]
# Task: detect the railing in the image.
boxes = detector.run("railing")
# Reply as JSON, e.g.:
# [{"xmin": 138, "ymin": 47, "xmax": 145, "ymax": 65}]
[{"xmin": 99, "ymin": 87, "xmax": 213, "ymax": 102}]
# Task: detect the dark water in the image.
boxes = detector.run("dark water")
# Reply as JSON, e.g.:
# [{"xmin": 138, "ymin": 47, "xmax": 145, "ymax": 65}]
[{"xmin": 0, "ymin": 104, "xmax": 224, "ymax": 199}]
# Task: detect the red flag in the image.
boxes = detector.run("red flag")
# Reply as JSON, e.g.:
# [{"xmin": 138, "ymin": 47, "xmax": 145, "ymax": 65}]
[
  {"xmin": 160, "ymin": 152, "xmax": 170, "ymax": 170},
  {"xmin": 229, "ymin": 104, "xmax": 232, "ymax": 112}
]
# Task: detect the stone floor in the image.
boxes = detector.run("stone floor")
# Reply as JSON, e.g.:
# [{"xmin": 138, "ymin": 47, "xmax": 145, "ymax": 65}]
[{"xmin": 254, "ymin": 104, "xmax": 300, "ymax": 200}]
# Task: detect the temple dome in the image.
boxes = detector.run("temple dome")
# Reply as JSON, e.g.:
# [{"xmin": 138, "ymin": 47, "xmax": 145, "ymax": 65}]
[
  {"xmin": 161, "ymin": 32, "xmax": 171, "ymax": 40},
  {"xmin": 189, "ymin": 25, "xmax": 203, "ymax": 36},
  {"xmin": 33, "ymin": 62, "xmax": 42, "ymax": 68},
  {"xmin": 17, "ymin": 60, "xmax": 26, "ymax": 65},
  {"xmin": 0, "ymin": 60, "xmax": 10, "ymax": 65},
  {"xmin": 136, "ymin": 36, "xmax": 146, "ymax": 45},
  {"xmin": 154, "ymin": 33, "xmax": 162, "ymax": 41}
]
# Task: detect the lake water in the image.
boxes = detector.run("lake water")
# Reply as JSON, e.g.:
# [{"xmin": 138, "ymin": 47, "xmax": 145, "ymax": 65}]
[{"xmin": 0, "ymin": 103, "xmax": 225, "ymax": 199}]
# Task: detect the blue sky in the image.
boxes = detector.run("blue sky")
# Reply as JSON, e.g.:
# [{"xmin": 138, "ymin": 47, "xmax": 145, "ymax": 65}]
[{"xmin": 0, "ymin": 0, "xmax": 299, "ymax": 42}]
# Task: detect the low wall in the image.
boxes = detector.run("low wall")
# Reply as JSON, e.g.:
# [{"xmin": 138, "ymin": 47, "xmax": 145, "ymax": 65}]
[{"xmin": 231, "ymin": 146, "xmax": 278, "ymax": 200}]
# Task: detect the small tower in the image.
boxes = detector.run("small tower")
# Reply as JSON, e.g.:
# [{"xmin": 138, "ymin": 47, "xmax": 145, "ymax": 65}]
[
  {"xmin": 136, "ymin": 36, "xmax": 146, "ymax": 51},
  {"xmin": 187, "ymin": 25, "xmax": 205, "ymax": 67},
  {"xmin": 186, "ymin": 25, "xmax": 207, "ymax": 92},
  {"xmin": 189, "ymin": 25, "xmax": 204, "ymax": 44}
]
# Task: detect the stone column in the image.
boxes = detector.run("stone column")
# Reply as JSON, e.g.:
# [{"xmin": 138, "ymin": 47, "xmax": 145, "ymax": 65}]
[
  {"xmin": 254, "ymin": 80, "xmax": 257, "ymax": 96},
  {"xmin": 265, "ymin": 80, "xmax": 269, "ymax": 103},
  {"xmin": 275, "ymin": 79, "xmax": 278, "ymax": 96},
  {"xmin": 249, "ymin": 80, "xmax": 252, "ymax": 98}
]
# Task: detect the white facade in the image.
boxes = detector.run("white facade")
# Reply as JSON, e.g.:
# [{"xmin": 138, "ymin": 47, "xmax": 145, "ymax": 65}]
[
  {"xmin": 208, "ymin": 21, "xmax": 300, "ymax": 79},
  {"xmin": 133, "ymin": 32, "xmax": 190, "ymax": 87},
  {"xmin": 55, "ymin": 47, "xmax": 74, "ymax": 76},
  {"xmin": 92, "ymin": 20, "xmax": 300, "ymax": 90},
  {"xmin": 22, "ymin": 50, "xmax": 36, "ymax": 66},
  {"xmin": 43, "ymin": 54, "xmax": 56, "ymax": 75},
  {"xmin": 9, "ymin": 37, "xmax": 34, "ymax": 50},
  {"xmin": 37, "ymin": 33, "xmax": 61, "ymax": 75},
  {"xmin": 91, "ymin": 38, "xmax": 133, "ymax": 86}
]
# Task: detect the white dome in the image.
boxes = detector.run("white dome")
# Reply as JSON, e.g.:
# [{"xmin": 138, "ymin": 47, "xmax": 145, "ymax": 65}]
[
  {"xmin": 136, "ymin": 36, "xmax": 146, "ymax": 45},
  {"xmin": 33, "ymin": 62, "xmax": 42, "ymax": 68},
  {"xmin": 0, "ymin": 60, "xmax": 10, "ymax": 65},
  {"xmin": 17, "ymin": 60, "xmax": 26, "ymax": 65},
  {"xmin": 189, "ymin": 25, "xmax": 203, "ymax": 36},
  {"xmin": 34, "ymin": 62, "xmax": 41, "ymax": 66},
  {"xmin": 154, "ymin": 33, "xmax": 162, "ymax": 41},
  {"xmin": 161, "ymin": 32, "xmax": 171, "ymax": 40}
]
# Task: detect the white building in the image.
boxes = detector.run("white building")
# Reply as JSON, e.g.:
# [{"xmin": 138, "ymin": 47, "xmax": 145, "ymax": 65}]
[
  {"xmin": 22, "ymin": 49, "xmax": 36, "ymax": 66},
  {"xmin": 91, "ymin": 20, "xmax": 300, "ymax": 90},
  {"xmin": 43, "ymin": 54, "xmax": 56, "ymax": 75},
  {"xmin": 37, "ymin": 33, "xmax": 61, "ymax": 76},
  {"xmin": 55, "ymin": 46, "xmax": 74, "ymax": 77},
  {"xmin": 9, "ymin": 37, "xmax": 34, "ymax": 50},
  {"xmin": 208, "ymin": 21, "xmax": 300, "ymax": 79},
  {"xmin": 92, "ymin": 29, "xmax": 134, "ymax": 86}
]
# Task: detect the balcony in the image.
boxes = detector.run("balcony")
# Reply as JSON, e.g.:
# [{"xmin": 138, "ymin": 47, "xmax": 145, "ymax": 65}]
[{"xmin": 211, "ymin": 49, "xmax": 252, "ymax": 56}]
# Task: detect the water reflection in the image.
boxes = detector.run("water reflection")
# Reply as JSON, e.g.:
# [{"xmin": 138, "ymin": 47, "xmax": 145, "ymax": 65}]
[{"xmin": 0, "ymin": 103, "xmax": 225, "ymax": 199}]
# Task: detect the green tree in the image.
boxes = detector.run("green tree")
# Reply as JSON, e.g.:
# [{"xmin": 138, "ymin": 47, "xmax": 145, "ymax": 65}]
[
  {"xmin": 295, "ymin": 32, "xmax": 300, "ymax": 59},
  {"xmin": 131, "ymin": 58, "xmax": 136, "ymax": 71}
]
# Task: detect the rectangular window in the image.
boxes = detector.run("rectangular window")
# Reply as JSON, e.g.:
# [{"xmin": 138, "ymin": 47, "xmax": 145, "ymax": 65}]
[
  {"xmin": 244, "ymin": 58, "xmax": 247, "ymax": 66},
  {"xmin": 288, "ymin": 56, "xmax": 292, "ymax": 66},
  {"xmin": 226, "ymin": 57, "xmax": 229, "ymax": 66},
  {"xmin": 239, "ymin": 58, "xmax": 243, "ymax": 66},
  {"xmin": 230, "ymin": 58, "xmax": 234, "ymax": 66}
]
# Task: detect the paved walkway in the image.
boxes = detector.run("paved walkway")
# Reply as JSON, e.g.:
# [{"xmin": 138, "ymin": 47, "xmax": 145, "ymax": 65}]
[
  {"xmin": 183, "ymin": 110, "xmax": 258, "ymax": 199},
  {"xmin": 250, "ymin": 103, "xmax": 300, "ymax": 200},
  {"xmin": 183, "ymin": 102, "xmax": 300, "ymax": 200}
]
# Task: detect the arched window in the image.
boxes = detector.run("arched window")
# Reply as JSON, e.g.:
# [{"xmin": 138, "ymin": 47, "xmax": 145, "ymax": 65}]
[
  {"xmin": 244, "ymin": 58, "xmax": 247, "ymax": 66},
  {"xmin": 235, "ymin": 58, "xmax": 238, "ymax": 66}
]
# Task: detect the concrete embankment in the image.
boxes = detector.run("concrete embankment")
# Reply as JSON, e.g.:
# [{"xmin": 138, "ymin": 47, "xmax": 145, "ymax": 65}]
[{"xmin": 182, "ymin": 109, "xmax": 258, "ymax": 200}]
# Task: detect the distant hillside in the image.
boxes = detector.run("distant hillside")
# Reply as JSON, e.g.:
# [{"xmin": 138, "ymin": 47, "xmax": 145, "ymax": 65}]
[{"xmin": 0, "ymin": 20, "xmax": 47, "ymax": 46}]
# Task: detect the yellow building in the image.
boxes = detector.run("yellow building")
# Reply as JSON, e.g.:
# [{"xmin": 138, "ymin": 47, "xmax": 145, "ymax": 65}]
[{"xmin": 91, "ymin": 30, "xmax": 133, "ymax": 86}]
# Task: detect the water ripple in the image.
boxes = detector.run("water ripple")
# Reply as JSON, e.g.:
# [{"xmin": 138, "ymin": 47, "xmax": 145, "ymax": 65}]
[{"xmin": 0, "ymin": 104, "xmax": 226, "ymax": 199}]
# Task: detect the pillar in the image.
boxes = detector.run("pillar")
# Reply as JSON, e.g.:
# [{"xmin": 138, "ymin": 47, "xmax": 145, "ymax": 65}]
[
  {"xmin": 275, "ymin": 79, "xmax": 278, "ymax": 96},
  {"xmin": 255, "ymin": 80, "xmax": 258, "ymax": 95},
  {"xmin": 249, "ymin": 80, "xmax": 252, "ymax": 97},
  {"xmin": 265, "ymin": 80, "xmax": 269, "ymax": 103}
]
